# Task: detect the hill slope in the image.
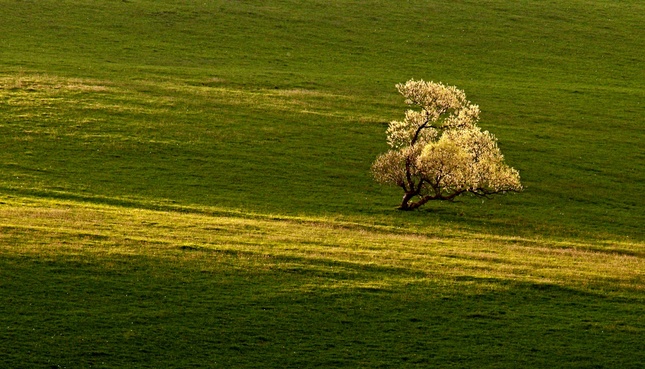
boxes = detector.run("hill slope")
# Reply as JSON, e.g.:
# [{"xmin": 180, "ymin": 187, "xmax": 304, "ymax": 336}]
[
  {"xmin": 1, "ymin": 0, "xmax": 644, "ymax": 238},
  {"xmin": 1, "ymin": 197, "xmax": 643, "ymax": 367},
  {"xmin": 0, "ymin": 0, "xmax": 644, "ymax": 367}
]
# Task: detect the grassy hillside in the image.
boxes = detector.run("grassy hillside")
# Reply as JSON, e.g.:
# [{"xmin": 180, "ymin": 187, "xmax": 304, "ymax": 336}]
[
  {"xmin": 1, "ymin": 0, "xmax": 644, "ymax": 367},
  {"xmin": 2, "ymin": 197, "xmax": 643, "ymax": 367},
  {"xmin": 1, "ymin": 0, "xmax": 643, "ymax": 238}
]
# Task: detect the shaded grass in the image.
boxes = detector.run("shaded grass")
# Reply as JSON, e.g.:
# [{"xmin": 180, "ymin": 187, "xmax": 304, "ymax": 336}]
[{"xmin": 1, "ymin": 197, "xmax": 643, "ymax": 367}]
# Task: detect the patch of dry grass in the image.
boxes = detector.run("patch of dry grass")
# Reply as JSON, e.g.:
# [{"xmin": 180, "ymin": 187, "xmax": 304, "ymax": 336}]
[{"xmin": 0, "ymin": 73, "xmax": 111, "ymax": 93}]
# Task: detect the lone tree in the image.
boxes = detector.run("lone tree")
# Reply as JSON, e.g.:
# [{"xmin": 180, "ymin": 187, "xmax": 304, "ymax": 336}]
[{"xmin": 372, "ymin": 79, "xmax": 522, "ymax": 210}]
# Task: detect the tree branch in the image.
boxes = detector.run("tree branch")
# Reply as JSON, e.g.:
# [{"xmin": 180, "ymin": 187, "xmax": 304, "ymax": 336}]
[{"xmin": 410, "ymin": 110, "xmax": 431, "ymax": 146}]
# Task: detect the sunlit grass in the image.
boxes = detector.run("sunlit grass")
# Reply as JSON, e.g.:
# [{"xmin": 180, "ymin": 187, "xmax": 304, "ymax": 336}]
[
  {"xmin": 1, "ymin": 70, "xmax": 642, "ymax": 241},
  {"xmin": 2, "ymin": 196, "xmax": 642, "ymax": 295},
  {"xmin": 1, "ymin": 195, "xmax": 643, "ymax": 367}
]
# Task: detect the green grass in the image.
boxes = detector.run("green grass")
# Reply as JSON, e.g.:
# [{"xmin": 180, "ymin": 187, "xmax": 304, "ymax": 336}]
[
  {"xmin": 2, "ymin": 197, "xmax": 643, "ymax": 367},
  {"xmin": 0, "ymin": 0, "xmax": 644, "ymax": 367}
]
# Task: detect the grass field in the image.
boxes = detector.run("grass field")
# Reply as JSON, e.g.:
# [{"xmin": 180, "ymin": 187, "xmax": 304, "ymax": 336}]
[{"xmin": 1, "ymin": 0, "xmax": 644, "ymax": 367}]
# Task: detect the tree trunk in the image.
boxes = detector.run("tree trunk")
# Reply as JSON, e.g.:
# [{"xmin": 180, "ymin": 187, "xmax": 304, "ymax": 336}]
[
  {"xmin": 398, "ymin": 192, "xmax": 416, "ymax": 210},
  {"xmin": 399, "ymin": 193, "xmax": 432, "ymax": 210},
  {"xmin": 409, "ymin": 195, "xmax": 432, "ymax": 210}
]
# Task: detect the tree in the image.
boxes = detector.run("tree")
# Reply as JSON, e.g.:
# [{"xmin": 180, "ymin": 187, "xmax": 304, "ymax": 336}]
[{"xmin": 372, "ymin": 79, "xmax": 522, "ymax": 210}]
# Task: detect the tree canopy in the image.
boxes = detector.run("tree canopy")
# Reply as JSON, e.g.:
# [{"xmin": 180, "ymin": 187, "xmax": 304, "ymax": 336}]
[{"xmin": 372, "ymin": 79, "xmax": 522, "ymax": 210}]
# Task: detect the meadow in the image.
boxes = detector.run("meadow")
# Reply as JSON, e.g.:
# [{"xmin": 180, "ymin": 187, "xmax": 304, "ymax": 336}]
[{"xmin": 1, "ymin": 0, "xmax": 643, "ymax": 367}]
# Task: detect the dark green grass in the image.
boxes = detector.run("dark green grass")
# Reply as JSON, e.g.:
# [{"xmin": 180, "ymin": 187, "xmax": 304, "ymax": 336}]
[
  {"xmin": 3, "ymin": 250, "xmax": 642, "ymax": 368},
  {"xmin": 1, "ymin": 0, "xmax": 644, "ymax": 367},
  {"xmin": 1, "ymin": 0, "xmax": 643, "ymax": 240}
]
